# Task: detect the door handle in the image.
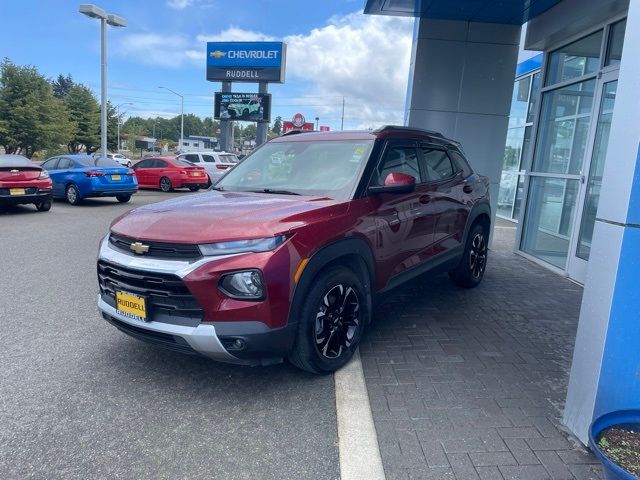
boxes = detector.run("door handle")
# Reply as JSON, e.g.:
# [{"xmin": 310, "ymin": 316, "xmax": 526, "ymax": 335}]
[{"xmin": 463, "ymin": 185, "xmax": 473, "ymax": 194}]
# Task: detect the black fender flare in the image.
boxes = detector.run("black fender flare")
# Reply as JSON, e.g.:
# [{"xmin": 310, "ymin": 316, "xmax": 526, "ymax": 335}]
[
  {"xmin": 287, "ymin": 237, "xmax": 376, "ymax": 328},
  {"xmin": 462, "ymin": 201, "xmax": 491, "ymax": 244}
]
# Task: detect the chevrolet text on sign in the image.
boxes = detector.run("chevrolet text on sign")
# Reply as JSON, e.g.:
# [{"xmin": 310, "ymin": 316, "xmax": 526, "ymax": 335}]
[{"xmin": 206, "ymin": 42, "xmax": 287, "ymax": 83}]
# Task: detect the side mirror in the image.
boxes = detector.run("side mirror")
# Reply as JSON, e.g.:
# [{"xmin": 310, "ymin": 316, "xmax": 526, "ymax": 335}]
[{"xmin": 368, "ymin": 172, "xmax": 416, "ymax": 195}]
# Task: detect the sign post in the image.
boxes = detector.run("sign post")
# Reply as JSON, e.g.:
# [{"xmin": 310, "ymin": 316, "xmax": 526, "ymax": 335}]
[
  {"xmin": 255, "ymin": 83, "xmax": 269, "ymax": 147},
  {"xmin": 219, "ymin": 81, "xmax": 234, "ymax": 152}
]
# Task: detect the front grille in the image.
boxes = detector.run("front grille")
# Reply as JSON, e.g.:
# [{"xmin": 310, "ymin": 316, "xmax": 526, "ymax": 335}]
[
  {"xmin": 0, "ymin": 187, "xmax": 38, "ymax": 195},
  {"xmin": 98, "ymin": 260, "xmax": 203, "ymax": 321},
  {"xmin": 109, "ymin": 233, "xmax": 202, "ymax": 260}
]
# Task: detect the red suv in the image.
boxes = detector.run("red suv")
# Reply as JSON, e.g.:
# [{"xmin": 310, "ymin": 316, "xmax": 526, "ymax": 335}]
[{"xmin": 97, "ymin": 127, "xmax": 490, "ymax": 373}]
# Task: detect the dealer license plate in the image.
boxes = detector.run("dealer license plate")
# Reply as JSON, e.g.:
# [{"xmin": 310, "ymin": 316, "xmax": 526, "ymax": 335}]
[
  {"xmin": 10, "ymin": 188, "xmax": 26, "ymax": 195},
  {"xmin": 111, "ymin": 174, "xmax": 121, "ymax": 180},
  {"xmin": 115, "ymin": 291, "xmax": 147, "ymax": 321}
]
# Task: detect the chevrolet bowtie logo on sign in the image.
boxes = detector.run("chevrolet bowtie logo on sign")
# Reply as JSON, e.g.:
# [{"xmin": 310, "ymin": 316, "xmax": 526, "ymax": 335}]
[
  {"xmin": 130, "ymin": 242, "xmax": 150, "ymax": 255},
  {"xmin": 210, "ymin": 50, "xmax": 226, "ymax": 58}
]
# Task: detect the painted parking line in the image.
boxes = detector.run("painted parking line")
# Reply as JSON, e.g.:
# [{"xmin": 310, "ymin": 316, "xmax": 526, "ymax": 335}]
[{"xmin": 335, "ymin": 350, "xmax": 385, "ymax": 480}]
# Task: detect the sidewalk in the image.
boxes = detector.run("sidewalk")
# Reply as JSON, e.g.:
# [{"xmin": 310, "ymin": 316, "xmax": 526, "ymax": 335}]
[{"xmin": 360, "ymin": 220, "xmax": 603, "ymax": 480}]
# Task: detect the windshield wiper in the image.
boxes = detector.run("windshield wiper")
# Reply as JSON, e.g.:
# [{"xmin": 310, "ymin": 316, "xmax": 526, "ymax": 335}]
[{"xmin": 250, "ymin": 188, "xmax": 301, "ymax": 196}]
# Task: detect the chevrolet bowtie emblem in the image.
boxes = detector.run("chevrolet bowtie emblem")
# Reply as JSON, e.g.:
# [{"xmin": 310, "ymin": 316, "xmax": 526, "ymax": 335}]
[
  {"xmin": 210, "ymin": 50, "xmax": 226, "ymax": 58},
  {"xmin": 130, "ymin": 242, "xmax": 150, "ymax": 255}
]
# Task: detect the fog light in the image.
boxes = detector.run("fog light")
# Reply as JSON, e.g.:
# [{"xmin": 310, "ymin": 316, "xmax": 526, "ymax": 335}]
[{"xmin": 219, "ymin": 270, "xmax": 265, "ymax": 300}]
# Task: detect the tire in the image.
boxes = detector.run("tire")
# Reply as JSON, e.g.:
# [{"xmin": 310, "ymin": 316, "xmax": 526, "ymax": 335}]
[
  {"xmin": 36, "ymin": 200, "xmax": 52, "ymax": 212},
  {"xmin": 159, "ymin": 177, "xmax": 173, "ymax": 192},
  {"xmin": 449, "ymin": 223, "xmax": 488, "ymax": 288},
  {"xmin": 188, "ymin": 186, "xmax": 200, "ymax": 192},
  {"xmin": 66, "ymin": 184, "xmax": 81, "ymax": 205},
  {"xmin": 289, "ymin": 265, "xmax": 368, "ymax": 374},
  {"xmin": 116, "ymin": 194, "xmax": 131, "ymax": 203}
]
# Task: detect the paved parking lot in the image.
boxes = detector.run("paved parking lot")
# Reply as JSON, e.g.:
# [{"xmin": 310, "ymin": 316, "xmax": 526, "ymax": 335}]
[
  {"xmin": 0, "ymin": 192, "xmax": 339, "ymax": 479},
  {"xmin": 361, "ymin": 219, "xmax": 603, "ymax": 480}
]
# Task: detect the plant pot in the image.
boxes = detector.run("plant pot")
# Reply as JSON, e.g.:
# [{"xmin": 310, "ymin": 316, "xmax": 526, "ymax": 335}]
[{"xmin": 589, "ymin": 410, "xmax": 640, "ymax": 480}]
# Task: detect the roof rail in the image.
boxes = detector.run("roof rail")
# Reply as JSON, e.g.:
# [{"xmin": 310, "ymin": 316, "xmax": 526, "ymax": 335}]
[
  {"xmin": 282, "ymin": 130, "xmax": 314, "ymax": 136},
  {"xmin": 373, "ymin": 125, "xmax": 445, "ymax": 139}
]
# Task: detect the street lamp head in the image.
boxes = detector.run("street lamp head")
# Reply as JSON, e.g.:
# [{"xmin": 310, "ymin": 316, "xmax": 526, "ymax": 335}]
[
  {"xmin": 107, "ymin": 13, "xmax": 127, "ymax": 27},
  {"xmin": 79, "ymin": 4, "xmax": 107, "ymax": 19}
]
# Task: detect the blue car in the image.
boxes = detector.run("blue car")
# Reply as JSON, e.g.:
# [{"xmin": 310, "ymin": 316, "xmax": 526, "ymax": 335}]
[{"xmin": 41, "ymin": 154, "xmax": 138, "ymax": 205}]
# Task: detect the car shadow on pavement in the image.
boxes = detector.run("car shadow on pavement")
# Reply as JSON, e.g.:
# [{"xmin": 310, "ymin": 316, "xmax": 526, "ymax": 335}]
[{"xmin": 0, "ymin": 205, "xmax": 44, "ymax": 215}]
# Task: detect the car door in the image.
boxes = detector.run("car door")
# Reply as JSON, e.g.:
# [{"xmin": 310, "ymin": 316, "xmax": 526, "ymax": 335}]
[
  {"xmin": 152, "ymin": 159, "xmax": 170, "ymax": 187},
  {"xmin": 369, "ymin": 142, "xmax": 436, "ymax": 280},
  {"xmin": 132, "ymin": 159, "xmax": 151, "ymax": 186},
  {"xmin": 41, "ymin": 158, "xmax": 60, "ymax": 195},
  {"xmin": 420, "ymin": 145, "xmax": 468, "ymax": 256},
  {"xmin": 49, "ymin": 157, "xmax": 74, "ymax": 197}
]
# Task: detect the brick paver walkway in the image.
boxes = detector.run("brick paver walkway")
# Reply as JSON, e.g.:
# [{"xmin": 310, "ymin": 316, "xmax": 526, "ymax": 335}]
[{"xmin": 361, "ymin": 224, "xmax": 603, "ymax": 480}]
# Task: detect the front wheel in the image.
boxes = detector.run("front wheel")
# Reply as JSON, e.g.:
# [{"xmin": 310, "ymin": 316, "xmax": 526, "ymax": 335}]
[
  {"xmin": 449, "ymin": 223, "xmax": 488, "ymax": 288},
  {"xmin": 36, "ymin": 200, "xmax": 52, "ymax": 212},
  {"xmin": 116, "ymin": 194, "xmax": 131, "ymax": 203},
  {"xmin": 159, "ymin": 177, "xmax": 173, "ymax": 192},
  {"xmin": 289, "ymin": 266, "xmax": 368, "ymax": 374},
  {"xmin": 66, "ymin": 184, "xmax": 81, "ymax": 205}
]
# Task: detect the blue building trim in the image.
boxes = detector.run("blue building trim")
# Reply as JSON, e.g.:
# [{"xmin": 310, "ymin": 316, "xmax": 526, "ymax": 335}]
[{"xmin": 516, "ymin": 54, "xmax": 543, "ymax": 77}]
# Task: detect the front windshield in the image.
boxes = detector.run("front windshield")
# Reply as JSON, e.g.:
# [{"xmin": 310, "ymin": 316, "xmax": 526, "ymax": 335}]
[{"xmin": 216, "ymin": 140, "xmax": 373, "ymax": 200}]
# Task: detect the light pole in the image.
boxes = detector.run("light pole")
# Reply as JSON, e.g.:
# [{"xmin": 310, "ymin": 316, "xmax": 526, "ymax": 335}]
[
  {"xmin": 79, "ymin": 4, "xmax": 126, "ymax": 159},
  {"xmin": 159, "ymin": 86, "xmax": 184, "ymax": 152},
  {"xmin": 116, "ymin": 102, "xmax": 133, "ymax": 153}
]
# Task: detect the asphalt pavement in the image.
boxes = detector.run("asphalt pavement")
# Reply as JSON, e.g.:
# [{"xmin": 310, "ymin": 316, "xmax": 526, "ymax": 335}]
[{"xmin": 0, "ymin": 191, "xmax": 340, "ymax": 479}]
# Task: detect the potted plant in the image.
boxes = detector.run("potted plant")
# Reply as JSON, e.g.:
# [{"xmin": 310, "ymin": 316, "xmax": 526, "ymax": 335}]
[{"xmin": 590, "ymin": 410, "xmax": 640, "ymax": 479}]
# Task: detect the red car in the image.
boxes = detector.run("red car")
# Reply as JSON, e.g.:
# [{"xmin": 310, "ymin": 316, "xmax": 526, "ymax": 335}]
[
  {"xmin": 97, "ymin": 127, "xmax": 490, "ymax": 373},
  {"xmin": 0, "ymin": 155, "xmax": 53, "ymax": 211},
  {"xmin": 132, "ymin": 156, "xmax": 209, "ymax": 192}
]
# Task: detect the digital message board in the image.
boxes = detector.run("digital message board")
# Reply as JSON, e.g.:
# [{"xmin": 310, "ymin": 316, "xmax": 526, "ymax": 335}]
[
  {"xmin": 214, "ymin": 92, "xmax": 271, "ymax": 122},
  {"xmin": 206, "ymin": 42, "xmax": 286, "ymax": 83}
]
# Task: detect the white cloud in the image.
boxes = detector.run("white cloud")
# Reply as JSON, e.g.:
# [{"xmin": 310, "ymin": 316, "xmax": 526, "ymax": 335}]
[
  {"xmin": 166, "ymin": 0, "xmax": 192, "ymax": 10},
  {"xmin": 115, "ymin": 11, "xmax": 414, "ymax": 127}
]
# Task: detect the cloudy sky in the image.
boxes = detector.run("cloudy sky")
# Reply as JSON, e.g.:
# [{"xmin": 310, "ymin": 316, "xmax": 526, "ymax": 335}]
[{"xmin": 0, "ymin": 0, "xmax": 414, "ymax": 131}]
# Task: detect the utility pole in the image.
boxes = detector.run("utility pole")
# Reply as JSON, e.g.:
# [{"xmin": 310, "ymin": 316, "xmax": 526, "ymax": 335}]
[{"xmin": 341, "ymin": 96, "xmax": 345, "ymax": 131}]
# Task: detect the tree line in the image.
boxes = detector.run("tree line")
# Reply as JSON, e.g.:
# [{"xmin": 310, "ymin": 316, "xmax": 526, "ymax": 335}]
[{"xmin": 0, "ymin": 58, "xmax": 286, "ymax": 158}]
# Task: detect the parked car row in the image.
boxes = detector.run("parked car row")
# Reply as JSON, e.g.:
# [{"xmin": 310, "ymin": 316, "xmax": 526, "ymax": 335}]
[{"xmin": 1, "ymin": 153, "xmax": 221, "ymax": 211}]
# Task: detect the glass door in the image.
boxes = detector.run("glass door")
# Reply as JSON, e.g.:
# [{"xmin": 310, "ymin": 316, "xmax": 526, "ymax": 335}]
[{"xmin": 567, "ymin": 73, "xmax": 618, "ymax": 282}]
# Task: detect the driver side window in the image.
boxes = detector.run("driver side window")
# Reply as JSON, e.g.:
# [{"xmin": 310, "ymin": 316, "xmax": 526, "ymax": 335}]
[{"xmin": 375, "ymin": 146, "xmax": 421, "ymax": 185}]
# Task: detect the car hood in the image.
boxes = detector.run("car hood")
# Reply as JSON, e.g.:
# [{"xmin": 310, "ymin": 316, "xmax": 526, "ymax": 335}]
[{"xmin": 110, "ymin": 190, "xmax": 349, "ymax": 243}]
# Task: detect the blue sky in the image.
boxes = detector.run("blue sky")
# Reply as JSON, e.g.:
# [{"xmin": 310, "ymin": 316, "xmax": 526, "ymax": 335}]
[{"xmin": 0, "ymin": 0, "xmax": 414, "ymax": 132}]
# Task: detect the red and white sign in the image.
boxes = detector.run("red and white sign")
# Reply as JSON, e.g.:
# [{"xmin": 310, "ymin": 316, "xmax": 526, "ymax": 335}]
[
  {"xmin": 283, "ymin": 121, "xmax": 314, "ymax": 134},
  {"xmin": 319, "ymin": 126, "xmax": 330, "ymax": 132},
  {"xmin": 291, "ymin": 113, "xmax": 306, "ymax": 128}
]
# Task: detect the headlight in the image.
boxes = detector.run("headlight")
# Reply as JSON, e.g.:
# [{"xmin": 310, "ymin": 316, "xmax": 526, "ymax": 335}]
[
  {"xmin": 199, "ymin": 235, "xmax": 286, "ymax": 256},
  {"xmin": 38, "ymin": 170, "xmax": 50, "ymax": 179},
  {"xmin": 219, "ymin": 270, "xmax": 265, "ymax": 300}
]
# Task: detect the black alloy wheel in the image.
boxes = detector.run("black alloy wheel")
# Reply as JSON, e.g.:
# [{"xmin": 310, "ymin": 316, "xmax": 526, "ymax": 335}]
[
  {"xmin": 469, "ymin": 232, "xmax": 487, "ymax": 280},
  {"xmin": 314, "ymin": 284, "xmax": 361, "ymax": 359},
  {"xmin": 449, "ymin": 222, "xmax": 488, "ymax": 288},
  {"xmin": 159, "ymin": 177, "xmax": 172, "ymax": 192}
]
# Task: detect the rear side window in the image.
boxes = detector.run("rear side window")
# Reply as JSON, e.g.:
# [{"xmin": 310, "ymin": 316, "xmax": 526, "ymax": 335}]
[
  {"xmin": 375, "ymin": 146, "xmax": 422, "ymax": 185},
  {"xmin": 185, "ymin": 154, "xmax": 200, "ymax": 163},
  {"xmin": 422, "ymin": 148, "xmax": 455, "ymax": 181},
  {"xmin": 41, "ymin": 158, "xmax": 59, "ymax": 170},
  {"xmin": 57, "ymin": 158, "xmax": 73, "ymax": 169},
  {"xmin": 448, "ymin": 150, "xmax": 473, "ymax": 177},
  {"xmin": 202, "ymin": 155, "xmax": 216, "ymax": 163},
  {"xmin": 154, "ymin": 160, "xmax": 168, "ymax": 168}
]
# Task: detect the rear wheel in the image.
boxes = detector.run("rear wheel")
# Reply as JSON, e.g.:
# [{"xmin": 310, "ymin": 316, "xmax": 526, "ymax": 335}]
[
  {"xmin": 188, "ymin": 186, "xmax": 200, "ymax": 192},
  {"xmin": 116, "ymin": 194, "xmax": 131, "ymax": 203},
  {"xmin": 35, "ymin": 200, "xmax": 52, "ymax": 212},
  {"xmin": 449, "ymin": 223, "xmax": 488, "ymax": 288},
  {"xmin": 289, "ymin": 265, "xmax": 368, "ymax": 374},
  {"xmin": 159, "ymin": 177, "xmax": 173, "ymax": 192},
  {"xmin": 66, "ymin": 184, "xmax": 81, "ymax": 205}
]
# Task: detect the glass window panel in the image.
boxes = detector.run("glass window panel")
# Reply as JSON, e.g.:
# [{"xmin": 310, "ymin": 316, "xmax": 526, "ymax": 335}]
[
  {"xmin": 508, "ymin": 76, "xmax": 532, "ymax": 128},
  {"xmin": 503, "ymin": 127, "xmax": 525, "ymax": 172},
  {"xmin": 546, "ymin": 30, "xmax": 603, "ymax": 85},
  {"xmin": 526, "ymin": 73, "xmax": 541, "ymax": 123},
  {"xmin": 521, "ymin": 177, "xmax": 580, "ymax": 269},
  {"xmin": 605, "ymin": 19, "xmax": 626, "ymax": 66},
  {"xmin": 576, "ymin": 80, "xmax": 617, "ymax": 260},
  {"xmin": 532, "ymin": 80, "xmax": 595, "ymax": 175},
  {"xmin": 497, "ymin": 172, "xmax": 518, "ymax": 218},
  {"xmin": 513, "ymin": 175, "xmax": 525, "ymax": 220},
  {"xmin": 521, "ymin": 126, "xmax": 533, "ymax": 171}
]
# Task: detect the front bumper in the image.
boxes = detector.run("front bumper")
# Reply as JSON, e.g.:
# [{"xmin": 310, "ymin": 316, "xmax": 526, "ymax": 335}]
[
  {"xmin": 0, "ymin": 191, "xmax": 52, "ymax": 206},
  {"xmin": 96, "ymin": 236, "xmax": 296, "ymax": 365}
]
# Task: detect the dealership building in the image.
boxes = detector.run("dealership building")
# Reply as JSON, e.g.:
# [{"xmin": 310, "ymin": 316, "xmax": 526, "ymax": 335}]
[{"xmin": 365, "ymin": 0, "xmax": 639, "ymax": 444}]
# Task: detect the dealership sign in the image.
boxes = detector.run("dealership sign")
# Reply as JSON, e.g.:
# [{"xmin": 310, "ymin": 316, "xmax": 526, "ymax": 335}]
[
  {"xmin": 214, "ymin": 92, "xmax": 271, "ymax": 122},
  {"xmin": 206, "ymin": 42, "xmax": 286, "ymax": 83},
  {"xmin": 283, "ymin": 114, "xmax": 314, "ymax": 133}
]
